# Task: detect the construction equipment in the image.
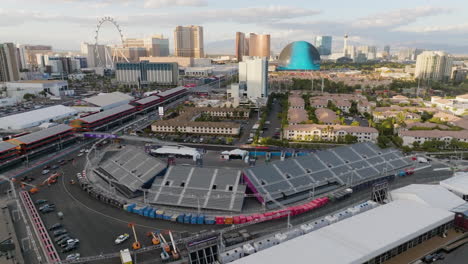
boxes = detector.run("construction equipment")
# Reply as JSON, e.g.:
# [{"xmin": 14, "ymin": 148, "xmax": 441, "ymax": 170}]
[
  {"xmin": 42, "ymin": 172, "xmax": 61, "ymax": 185},
  {"xmin": 159, "ymin": 233, "xmax": 170, "ymax": 253},
  {"xmin": 169, "ymin": 231, "xmax": 180, "ymax": 260},
  {"xmin": 147, "ymin": 232, "xmax": 160, "ymax": 245},
  {"xmin": 19, "ymin": 182, "xmax": 39, "ymax": 194},
  {"xmin": 128, "ymin": 223, "xmax": 141, "ymax": 250},
  {"xmin": 120, "ymin": 249, "xmax": 133, "ymax": 264}
]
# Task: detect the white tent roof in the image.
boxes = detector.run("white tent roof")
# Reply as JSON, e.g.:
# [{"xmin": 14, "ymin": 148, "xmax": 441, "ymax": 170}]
[
  {"xmin": 221, "ymin": 149, "xmax": 248, "ymax": 156},
  {"xmin": 84, "ymin": 92, "xmax": 133, "ymax": 107},
  {"xmin": 0, "ymin": 105, "xmax": 77, "ymax": 130},
  {"xmin": 151, "ymin": 146, "xmax": 200, "ymax": 157},
  {"xmin": 233, "ymin": 200, "xmax": 453, "ymax": 264},
  {"xmin": 440, "ymin": 172, "xmax": 468, "ymax": 196},
  {"xmin": 391, "ymin": 184, "xmax": 466, "ymax": 211}
]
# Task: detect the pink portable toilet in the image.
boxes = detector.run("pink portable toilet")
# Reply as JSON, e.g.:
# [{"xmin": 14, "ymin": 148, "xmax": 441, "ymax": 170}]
[
  {"xmin": 246, "ymin": 216, "xmax": 253, "ymax": 222},
  {"xmin": 239, "ymin": 215, "xmax": 246, "ymax": 224},
  {"xmin": 215, "ymin": 216, "xmax": 225, "ymax": 225},
  {"xmin": 233, "ymin": 216, "xmax": 240, "ymax": 224}
]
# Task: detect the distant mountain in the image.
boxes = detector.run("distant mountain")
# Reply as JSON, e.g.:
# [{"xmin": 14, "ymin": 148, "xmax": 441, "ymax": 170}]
[{"xmin": 205, "ymin": 39, "xmax": 235, "ymax": 55}]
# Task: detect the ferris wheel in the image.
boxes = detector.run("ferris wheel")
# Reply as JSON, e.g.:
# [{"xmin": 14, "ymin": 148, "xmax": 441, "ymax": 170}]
[{"xmin": 94, "ymin": 16, "xmax": 129, "ymax": 68}]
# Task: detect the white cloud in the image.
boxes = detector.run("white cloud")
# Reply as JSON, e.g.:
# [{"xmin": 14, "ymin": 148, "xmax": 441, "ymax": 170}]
[
  {"xmin": 395, "ymin": 23, "xmax": 468, "ymax": 33},
  {"xmin": 352, "ymin": 6, "xmax": 452, "ymax": 29},
  {"xmin": 144, "ymin": 0, "xmax": 207, "ymax": 8}
]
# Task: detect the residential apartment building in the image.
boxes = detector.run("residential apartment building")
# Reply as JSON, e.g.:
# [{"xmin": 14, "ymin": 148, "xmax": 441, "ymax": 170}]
[
  {"xmin": 152, "ymin": 122, "xmax": 240, "ymax": 135},
  {"xmin": 288, "ymin": 96, "xmax": 305, "ymax": 109},
  {"xmin": 431, "ymin": 94, "xmax": 468, "ymax": 115},
  {"xmin": 115, "ymin": 61, "xmax": 178, "ymax": 86},
  {"xmin": 399, "ymin": 130, "xmax": 468, "ymax": 146},
  {"xmin": 16, "ymin": 44, "xmax": 53, "ymax": 70},
  {"xmin": 309, "ymin": 93, "xmax": 372, "ymax": 114},
  {"xmin": 0, "ymin": 43, "xmax": 20, "ymax": 82},
  {"xmin": 284, "ymin": 124, "xmax": 378, "ymax": 143},
  {"xmin": 174, "ymin": 26, "xmax": 204, "ymax": 58},
  {"xmin": 288, "ymin": 108, "xmax": 308, "ymax": 125},
  {"xmin": 123, "ymin": 35, "xmax": 169, "ymax": 57},
  {"xmin": 315, "ymin": 108, "xmax": 339, "ymax": 125},
  {"xmin": 151, "ymin": 107, "xmax": 248, "ymax": 136},
  {"xmin": 415, "ymin": 51, "xmax": 453, "ymax": 82}
]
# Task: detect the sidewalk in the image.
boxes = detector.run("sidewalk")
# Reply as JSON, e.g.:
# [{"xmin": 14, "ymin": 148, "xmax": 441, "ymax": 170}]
[{"xmin": 0, "ymin": 199, "xmax": 26, "ymax": 264}]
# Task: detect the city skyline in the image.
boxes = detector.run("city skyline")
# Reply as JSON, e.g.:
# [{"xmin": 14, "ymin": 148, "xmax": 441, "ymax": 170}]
[{"xmin": 1, "ymin": 0, "xmax": 468, "ymax": 54}]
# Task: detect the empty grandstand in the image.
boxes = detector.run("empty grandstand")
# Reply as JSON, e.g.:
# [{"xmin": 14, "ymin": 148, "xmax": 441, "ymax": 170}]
[
  {"xmin": 148, "ymin": 166, "xmax": 246, "ymax": 212},
  {"xmin": 243, "ymin": 143, "xmax": 411, "ymax": 207},
  {"xmin": 94, "ymin": 146, "xmax": 167, "ymax": 197}
]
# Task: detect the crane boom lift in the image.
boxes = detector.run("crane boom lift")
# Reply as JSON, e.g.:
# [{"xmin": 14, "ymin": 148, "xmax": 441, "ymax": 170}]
[
  {"xmin": 128, "ymin": 223, "xmax": 141, "ymax": 250},
  {"xmin": 169, "ymin": 231, "xmax": 179, "ymax": 260}
]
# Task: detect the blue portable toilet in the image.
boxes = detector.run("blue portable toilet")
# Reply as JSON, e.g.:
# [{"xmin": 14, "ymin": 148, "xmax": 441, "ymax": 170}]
[
  {"xmin": 191, "ymin": 214, "xmax": 198, "ymax": 224},
  {"xmin": 197, "ymin": 215, "xmax": 205, "ymax": 224},
  {"xmin": 177, "ymin": 213, "xmax": 185, "ymax": 223},
  {"xmin": 148, "ymin": 208, "xmax": 156, "ymax": 218},
  {"xmin": 184, "ymin": 213, "xmax": 192, "ymax": 224},
  {"xmin": 126, "ymin": 204, "xmax": 136, "ymax": 212},
  {"xmin": 205, "ymin": 216, "xmax": 215, "ymax": 225}
]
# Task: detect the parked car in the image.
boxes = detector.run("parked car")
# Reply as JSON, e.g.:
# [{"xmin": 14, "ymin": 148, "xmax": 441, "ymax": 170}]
[
  {"xmin": 61, "ymin": 238, "xmax": 79, "ymax": 248},
  {"xmin": 39, "ymin": 204, "xmax": 55, "ymax": 211},
  {"xmin": 61, "ymin": 244, "xmax": 77, "ymax": 253},
  {"xmin": 114, "ymin": 233, "xmax": 130, "ymax": 244},
  {"xmin": 35, "ymin": 199, "xmax": 47, "ymax": 205},
  {"xmin": 53, "ymin": 229, "xmax": 67, "ymax": 237},
  {"xmin": 77, "ymin": 153, "xmax": 84, "ymax": 157},
  {"xmin": 56, "ymin": 236, "xmax": 71, "ymax": 245},
  {"xmin": 51, "ymin": 164, "xmax": 60, "ymax": 169},
  {"xmin": 41, "ymin": 170, "xmax": 50, "ymax": 175},
  {"xmin": 43, "ymin": 165, "xmax": 51, "ymax": 170},
  {"xmin": 49, "ymin": 223, "xmax": 63, "ymax": 231},
  {"xmin": 41, "ymin": 207, "xmax": 55, "ymax": 214},
  {"xmin": 66, "ymin": 253, "xmax": 80, "ymax": 260},
  {"xmin": 54, "ymin": 234, "xmax": 70, "ymax": 243},
  {"xmin": 59, "ymin": 159, "xmax": 67, "ymax": 165}
]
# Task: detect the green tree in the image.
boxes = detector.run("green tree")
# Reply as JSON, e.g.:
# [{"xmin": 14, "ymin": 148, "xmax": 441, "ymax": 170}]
[
  {"xmin": 23, "ymin": 93, "xmax": 36, "ymax": 101},
  {"xmin": 377, "ymin": 135, "xmax": 391, "ymax": 148},
  {"xmin": 350, "ymin": 121, "xmax": 360, "ymax": 126},
  {"xmin": 349, "ymin": 101, "xmax": 359, "ymax": 115},
  {"xmin": 344, "ymin": 134, "xmax": 358, "ymax": 144}
]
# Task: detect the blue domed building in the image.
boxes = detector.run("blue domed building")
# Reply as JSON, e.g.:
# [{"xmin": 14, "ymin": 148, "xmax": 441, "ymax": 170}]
[{"xmin": 277, "ymin": 41, "xmax": 321, "ymax": 71}]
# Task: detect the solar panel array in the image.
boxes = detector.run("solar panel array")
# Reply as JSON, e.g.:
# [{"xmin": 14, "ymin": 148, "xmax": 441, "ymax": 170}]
[
  {"xmin": 244, "ymin": 142, "xmax": 411, "ymax": 205},
  {"xmin": 99, "ymin": 147, "xmax": 166, "ymax": 192},
  {"xmin": 148, "ymin": 166, "xmax": 246, "ymax": 212}
]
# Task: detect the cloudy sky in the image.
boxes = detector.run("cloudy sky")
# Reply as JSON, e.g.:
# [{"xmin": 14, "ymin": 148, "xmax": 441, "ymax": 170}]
[{"xmin": 1, "ymin": 0, "xmax": 467, "ymax": 54}]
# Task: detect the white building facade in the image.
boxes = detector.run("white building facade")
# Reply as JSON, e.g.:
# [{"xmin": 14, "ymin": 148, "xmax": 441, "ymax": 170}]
[
  {"xmin": 415, "ymin": 51, "xmax": 453, "ymax": 81},
  {"xmin": 6, "ymin": 80, "xmax": 73, "ymax": 101},
  {"xmin": 239, "ymin": 57, "xmax": 268, "ymax": 100}
]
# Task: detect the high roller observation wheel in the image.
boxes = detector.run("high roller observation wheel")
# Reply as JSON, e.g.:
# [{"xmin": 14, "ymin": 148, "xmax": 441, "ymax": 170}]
[{"xmin": 94, "ymin": 16, "xmax": 128, "ymax": 68}]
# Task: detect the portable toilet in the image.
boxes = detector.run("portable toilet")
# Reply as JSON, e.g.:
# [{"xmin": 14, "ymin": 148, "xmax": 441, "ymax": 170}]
[
  {"xmin": 184, "ymin": 214, "xmax": 192, "ymax": 224},
  {"xmin": 171, "ymin": 214, "xmax": 178, "ymax": 222},
  {"xmin": 233, "ymin": 216, "xmax": 240, "ymax": 224},
  {"xmin": 125, "ymin": 204, "xmax": 136, "ymax": 212},
  {"xmin": 163, "ymin": 211, "xmax": 173, "ymax": 221},
  {"xmin": 225, "ymin": 216, "xmax": 234, "ymax": 225},
  {"xmin": 239, "ymin": 215, "xmax": 246, "ymax": 224},
  {"xmin": 156, "ymin": 210, "xmax": 164, "ymax": 219},
  {"xmin": 191, "ymin": 215, "xmax": 198, "ymax": 224},
  {"xmin": 149, "ymin": 208, "xmax": 156, "ymax": 218},
  {"xmin": 177, "ymin": 214, "xmax": 185, "ymax": 223},
  {"xmin": 205, "ymin": 216, "xmax": 216, "ymax": 225},
  {"xmin": 197, "ymin": 215, "xmax": 205, "ymax": 224},
  {"xmin": 215, "ymin": 216, "xmax": 225, "ymax": 225}
]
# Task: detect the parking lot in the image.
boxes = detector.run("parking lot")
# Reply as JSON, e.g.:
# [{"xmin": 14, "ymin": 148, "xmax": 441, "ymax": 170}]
[{"xmin": 13, "ymin": 148, "xmax": 216, "ymax": 263}]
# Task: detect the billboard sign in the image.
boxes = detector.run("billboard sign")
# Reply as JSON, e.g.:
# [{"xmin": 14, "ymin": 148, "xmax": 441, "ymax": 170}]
[
  {"xmin": 83, "ymin": 133, "xmax": 119, "ymax": 139},
  {"xmin": 158, "ymin": 106, "xmax": 164, "ymax": 116}
]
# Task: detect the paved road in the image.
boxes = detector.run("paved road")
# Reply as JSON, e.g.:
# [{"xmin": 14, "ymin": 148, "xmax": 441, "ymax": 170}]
[
  {"xmin": 262, "ymin": 99, "xmax": 282, "ymax": 139},
  {"xmin": 434, "ymin": 243, "xmax": 468, "ymax": 264},
  {"xmin": 2, "ymin": 148, "xmax": 456, "ymax": 263}
]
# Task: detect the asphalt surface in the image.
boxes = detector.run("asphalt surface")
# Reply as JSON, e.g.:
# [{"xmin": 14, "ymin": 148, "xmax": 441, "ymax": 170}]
[
  {"xmin": 434, "ymin": 243, "xmax": 468, "ymax": 264},
  {"xmin": 262, "ymin": 99, "xmax": 282, "ymax": 139},
  {"xmin": 1, "ymin": 143, "xmax": 458, "ymax": 263},
  {"xmin": 7, "ymin": 148, "xmax": 219, "ymax": 263}
]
